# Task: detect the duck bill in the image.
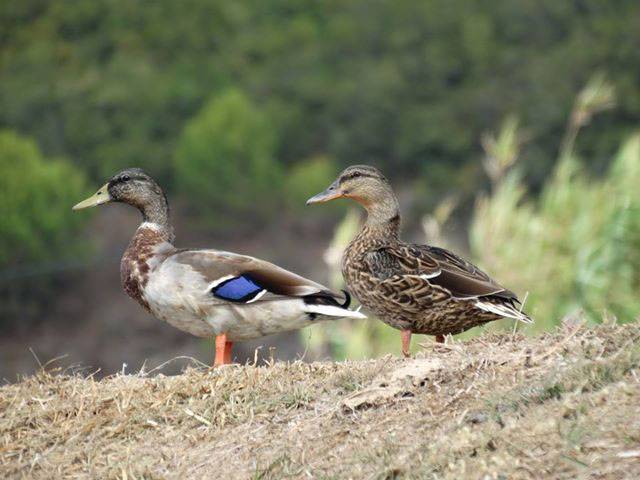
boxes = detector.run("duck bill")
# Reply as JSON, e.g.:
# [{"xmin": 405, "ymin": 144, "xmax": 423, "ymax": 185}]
[
  {"xmin": 306, "ymin": 181, "xmax": 343, "ymax": 205},
  {"xmin": 72, "ymin": 183, "xmax": 111, "ymax": 210}
]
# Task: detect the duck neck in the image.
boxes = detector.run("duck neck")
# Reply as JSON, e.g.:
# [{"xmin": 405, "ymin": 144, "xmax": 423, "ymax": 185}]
[
  {"xmin": 362, "ymin": 189, "xmax": 401, "ymax": 240},
  {"xmin": 138, "ymin": 192, "xmax": 174, "ymax": 243},
  {"xmin": 121, "ymin": 192, "xmax": 174, "ymax": 310}
]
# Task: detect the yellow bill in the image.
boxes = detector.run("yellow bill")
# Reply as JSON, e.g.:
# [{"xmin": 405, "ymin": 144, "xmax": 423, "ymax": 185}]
[{"xmin": 72, "ymin": 183, "xmax": 111, "ymax": 210}]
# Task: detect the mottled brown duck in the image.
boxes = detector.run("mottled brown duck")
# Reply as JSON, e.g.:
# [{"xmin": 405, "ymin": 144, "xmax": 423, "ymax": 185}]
[
  {"xmin": 73, "ymin": 168, "xmax": 364, "ymax": 366},
  {"xmin": 307, "ymin": 165, "xmax": 531, "ymax": 356}
]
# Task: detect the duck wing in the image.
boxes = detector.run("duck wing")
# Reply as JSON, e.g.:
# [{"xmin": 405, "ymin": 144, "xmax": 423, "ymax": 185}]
[
  {"xmin": 363, "ymin": 243, "xmax": 531, "ymax": 323},
  {"xmin": 365, "ymin": 244, "xmax": 517, "ymax": 301},
  {"xmin": 171, "ymin": 249, "xmax": 350, "ymax": 306}
]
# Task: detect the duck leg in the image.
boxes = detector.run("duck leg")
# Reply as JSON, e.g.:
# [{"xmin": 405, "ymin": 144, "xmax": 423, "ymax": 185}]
[
  {"xmin": 224, "ymin": 339, "xmax": 233, "ymax": 364},
  {"xmin": 401, "ymin": 329, "xmax": 412, "ymax": 358},
  {"xmin": 214, "ymin": 334, "xmax": 234, "ymax": 366}
]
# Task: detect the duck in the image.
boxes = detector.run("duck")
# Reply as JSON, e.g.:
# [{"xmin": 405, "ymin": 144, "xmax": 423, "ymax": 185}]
[
  {"xmin": 73, "ymin": 168, "xmax": 365, "ymax": 366},
  {"xmin": 306, "ymin": 165, "xmax": 531, "ymax": 357}
]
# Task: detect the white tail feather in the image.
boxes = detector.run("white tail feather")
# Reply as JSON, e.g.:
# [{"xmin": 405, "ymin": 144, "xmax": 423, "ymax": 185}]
[
  {"xmin": 304, "ymin": 304, "xmax": 367, "ymax": 319},
  {"xmin": 475, "ymin": 300, "xmax": 533, "ymax": 324}
]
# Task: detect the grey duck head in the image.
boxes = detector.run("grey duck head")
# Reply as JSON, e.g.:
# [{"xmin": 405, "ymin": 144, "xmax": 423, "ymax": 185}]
[
  {"xmin": 73, "ymin": 168, "xmax": 162, "ymax": 210},
  {"xmin": 73, "ymin": 168, "xmax": 169, "ymax": 225}
]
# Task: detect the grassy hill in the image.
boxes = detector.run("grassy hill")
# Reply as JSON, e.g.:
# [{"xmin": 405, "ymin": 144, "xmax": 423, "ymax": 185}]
[{"xmin": 1, "ymin": 322, "xmax": 639, "ymax": 479}]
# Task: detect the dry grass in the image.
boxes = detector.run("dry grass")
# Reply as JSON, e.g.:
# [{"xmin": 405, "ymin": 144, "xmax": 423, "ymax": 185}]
[{"xmin": 1, "ymin": 322, "xmax": 639, "ymax": 480}]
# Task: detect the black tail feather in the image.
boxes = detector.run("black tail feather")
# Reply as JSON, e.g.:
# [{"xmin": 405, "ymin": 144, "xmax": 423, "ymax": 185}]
[{"xmin": 303, "ymin": 289, "xmax": 351, "ymax": 309}]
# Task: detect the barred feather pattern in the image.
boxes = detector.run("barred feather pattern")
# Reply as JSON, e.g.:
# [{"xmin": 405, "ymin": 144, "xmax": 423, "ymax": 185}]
[{"xmin": 342, "ymin": 222, "xmax": 531, "ymax": 336}]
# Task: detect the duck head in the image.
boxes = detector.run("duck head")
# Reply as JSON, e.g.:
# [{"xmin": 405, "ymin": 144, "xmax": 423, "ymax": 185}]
[
  {"xmin": 73, "ymin": 168, "xmax": 164, "ymax": 211},
  {"xmin": 307, "ymin": 165, "xmax": 399, "ymax": 224},
  {"xmin": 73, "ymin": 168, "xmax": 171, "ymax": 232}
]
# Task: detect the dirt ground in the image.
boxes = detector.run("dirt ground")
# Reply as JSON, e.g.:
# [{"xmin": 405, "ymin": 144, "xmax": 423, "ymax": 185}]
[{"xmin": 1, "ymin": 322, "xmax": 639, "ymax": 479}]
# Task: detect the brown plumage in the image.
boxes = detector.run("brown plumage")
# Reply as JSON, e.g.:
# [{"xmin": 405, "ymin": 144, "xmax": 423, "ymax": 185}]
[{"xmin": 307, "ymin": 165, "xmax": 532, "ymax": 356}]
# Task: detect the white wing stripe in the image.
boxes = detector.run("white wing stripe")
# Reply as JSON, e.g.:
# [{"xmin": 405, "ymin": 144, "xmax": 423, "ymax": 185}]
[
  {"xmin": 246, "ymin": 289, "xmax": 268, "ymax": 303},
  {"xmin": 420, "ymin": 271, "xmax": 441, "ymax": 280},
  {"xmin": 205, "ymin": 275, "xmax": 236, "ymax": 292}
]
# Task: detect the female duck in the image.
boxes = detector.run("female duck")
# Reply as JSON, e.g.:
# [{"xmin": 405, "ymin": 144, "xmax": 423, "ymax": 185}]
[
  {"xmin": 307, "ymin": 165, "xmax": 531, "ymax": 356},
  {"xmin": 73, "ymin": 168, "xmax": 364, "ymax": 366}
]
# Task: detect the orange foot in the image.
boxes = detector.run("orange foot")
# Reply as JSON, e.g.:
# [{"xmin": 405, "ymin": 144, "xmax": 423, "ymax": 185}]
[
  {"xmin": 401, "ymin": 329, "xmax": 412, "ymax": 358},
  {"xmin": 214, "ymin": 334, "xmax": 233, "ymax": 367}
]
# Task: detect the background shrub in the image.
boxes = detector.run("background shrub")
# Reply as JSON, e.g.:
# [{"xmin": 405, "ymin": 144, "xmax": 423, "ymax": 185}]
[
  {"xmin": 0, "ymin": 130, "xmax": 87, "ymax": 330},
  {"xmin": 0, "ymin": 130, "xmax": 87, "ymax": 265},
  {"xmin": 284, "ymin": 155, "xmax": 339, "ymax": 212},
  {"xmin": 470, "ymin": 78, "xmax": 640, "ymax": 327},
  {"xmin": 174, "ymin": 89, "xmax": 283, "ymax": 225}
]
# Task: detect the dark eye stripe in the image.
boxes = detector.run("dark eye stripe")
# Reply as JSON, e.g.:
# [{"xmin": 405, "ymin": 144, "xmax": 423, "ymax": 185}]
[
  {"xmin": 341, "ymin": 172, "xmax": 376, "ymax": 182},
  {"xmin": 110, "ymin": 175, "xmax": 145, "ymax": 186}
]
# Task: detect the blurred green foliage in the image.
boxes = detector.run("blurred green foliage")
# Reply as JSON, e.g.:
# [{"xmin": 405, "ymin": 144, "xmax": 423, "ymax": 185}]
[
  {"xmin": 472, "ymin": 133, "xmax": 640, "ymax": 328},
  {"xmin": 0, "ymin": 130, "xmax": 87, "ymax": 265},
  {"xmin": 175, "ymin": 89, "xmax": 283, "ymax": 224},
  {"xmin": 0, "ymin": 130, "xmax": 87, "ymax": 329},
  {"xmin": 284, "ymin": 156, "xmax": 338, "ymax": 212},
  {"xmin": 472, "ymin": 76, "xmax": 640, "ymax": 328},
  {"xmin": 2, "ymin": 0, "xmax": 639, "ymax": 200}
]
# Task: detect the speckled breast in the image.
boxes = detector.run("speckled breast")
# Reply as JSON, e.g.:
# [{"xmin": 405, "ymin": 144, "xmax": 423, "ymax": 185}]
[
  {"xmin": 120, "ymin": 226, "xmax": 171, "ymax": 312},
  {"xmin": 341, "ymin": 238, "xmax": 410, "ymax": 330}
]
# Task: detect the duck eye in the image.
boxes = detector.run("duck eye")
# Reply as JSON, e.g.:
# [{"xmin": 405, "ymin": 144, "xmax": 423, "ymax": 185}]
[{"xmin": 121, "ymin": 175, "xmax": 130, "ymax": 182}]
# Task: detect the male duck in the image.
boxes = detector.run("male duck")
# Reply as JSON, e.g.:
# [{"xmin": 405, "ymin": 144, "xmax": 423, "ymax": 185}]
[
  {"xmin": 307, "ymin": 165, "xmax": 531, "ymax": 357},
  {"xmin": 73, "ymin": 168, "xmax": 365, "ymax": 366}
]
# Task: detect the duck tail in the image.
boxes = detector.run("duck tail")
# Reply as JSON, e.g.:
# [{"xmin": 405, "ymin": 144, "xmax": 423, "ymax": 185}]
[
  {"xmin": 302, "ymin": 290, "xmax": 365, "ymax": 319},
  {"xmin": 475, "ymin": 298, "xmax": 533, "ymax": 324},
  {"xmin": 338, "ymin": 289, "xmax": 352, "ymax": 308}
]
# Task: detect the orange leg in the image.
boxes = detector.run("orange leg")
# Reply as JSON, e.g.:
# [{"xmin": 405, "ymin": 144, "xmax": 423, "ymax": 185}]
[
  {"xmin": 224, "ymin": 339, "xmax": 233, "ymax": 364},
  {"xmin": 401, "ymin": 329, "xmax": 412, "ymax": 358},
  {"xmin": 214, "ymin": 334, "xmax": 234, "ymax": 367},
  {"xmin": 435, "ymin": 334, "xmax": 445, "ymax": 343}
]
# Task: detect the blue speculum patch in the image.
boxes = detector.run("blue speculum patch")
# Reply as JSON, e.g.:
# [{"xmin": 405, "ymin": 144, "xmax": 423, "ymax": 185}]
[{"xmin": 212, "ymin": 275, "xmax": 265, "ymax": 302}]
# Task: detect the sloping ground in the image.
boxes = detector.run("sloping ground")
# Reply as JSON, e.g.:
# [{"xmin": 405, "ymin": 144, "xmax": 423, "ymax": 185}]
[{"xmin": 1, "ymin": 323, "xmax": 639, "ymax": 479}]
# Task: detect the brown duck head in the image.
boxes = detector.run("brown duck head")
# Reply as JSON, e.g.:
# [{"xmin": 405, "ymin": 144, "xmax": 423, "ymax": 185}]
[{"xmin": 307, "ymin": 165, "xmax": 400, "ymax": 225}]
